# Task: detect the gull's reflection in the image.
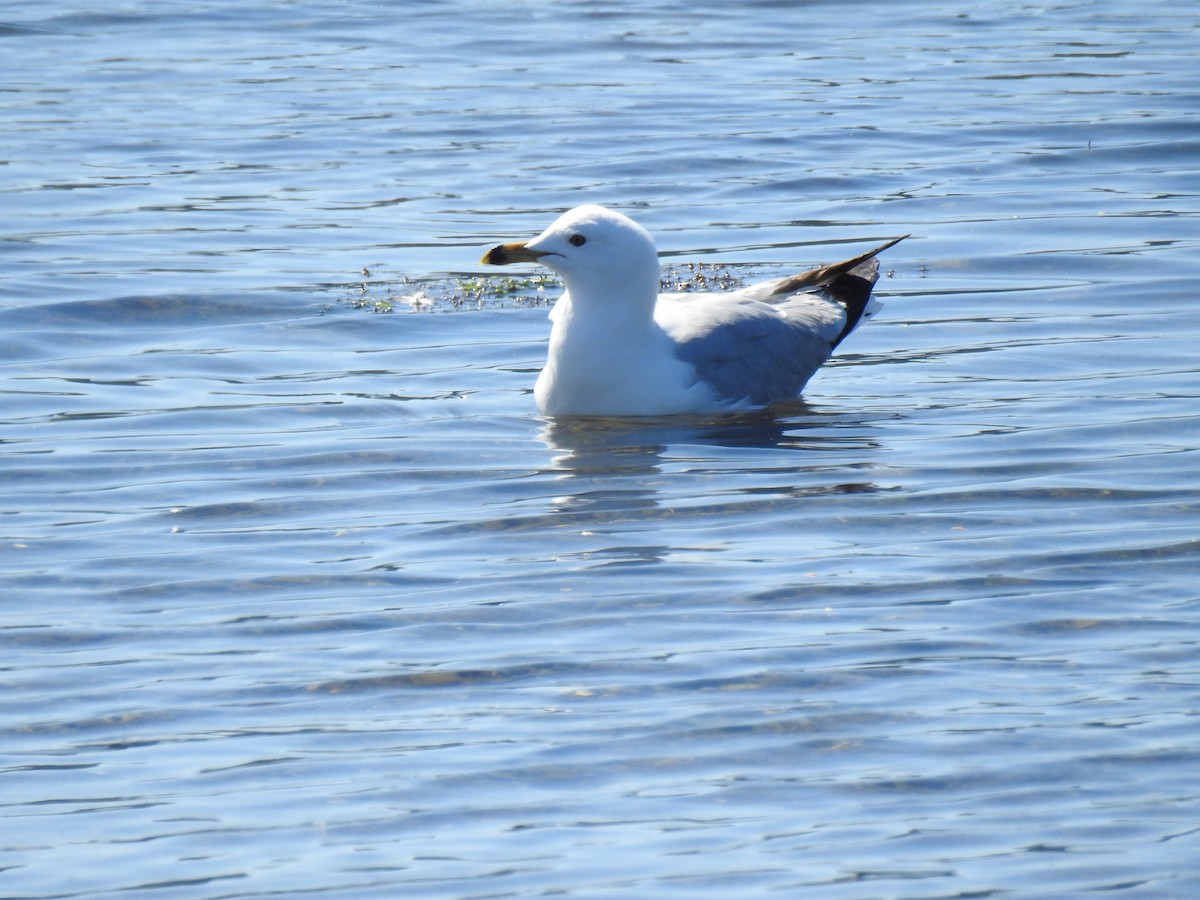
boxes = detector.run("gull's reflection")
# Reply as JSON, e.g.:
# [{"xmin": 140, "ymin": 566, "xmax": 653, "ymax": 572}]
[
  {"xmin": 533, "ymin": 405, "xmax": 886, "ymax": 569},
  {"xmin": 539, "ymin": 401, "xmax": 848, "ymax": 475}
]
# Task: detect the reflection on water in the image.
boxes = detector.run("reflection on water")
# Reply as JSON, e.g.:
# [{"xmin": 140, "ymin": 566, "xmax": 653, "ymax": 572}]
[
  {"xmin": 537, "ymin": 409, "xmax": 887, "ymax": 528},
  {"xmin": 539, "ymin": 404, "xmax": 883, "ymax": 465}
]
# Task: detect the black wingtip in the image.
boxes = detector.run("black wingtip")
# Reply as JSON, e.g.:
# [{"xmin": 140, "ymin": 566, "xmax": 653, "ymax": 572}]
[
  {"xmin": 828, "ymin": 235, "xmax": 908, "ymax": 347},
  {"xmin": 827, "ymin": 270, "xmax": 878, "ymax": 348},
  {"xmin": 769, "ymin": 234, "xmax": 909, "ymax": 298}
]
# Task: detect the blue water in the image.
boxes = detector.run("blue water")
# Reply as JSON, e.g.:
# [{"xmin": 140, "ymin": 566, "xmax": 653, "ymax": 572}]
[{"xmin": 3, "ymin": 1, "xmax": 1200, "ymax": 896}]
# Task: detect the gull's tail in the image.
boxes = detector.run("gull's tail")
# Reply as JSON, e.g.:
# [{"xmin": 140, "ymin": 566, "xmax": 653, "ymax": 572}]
[{"xmin": 769, "ymin": 235, "xmax": 908, "ymax": 348}]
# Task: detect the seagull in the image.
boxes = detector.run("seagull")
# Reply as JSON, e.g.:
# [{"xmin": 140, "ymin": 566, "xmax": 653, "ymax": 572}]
[{"xmin": 481, "ymin": 205, "xmax": 905, "ymax": 416}]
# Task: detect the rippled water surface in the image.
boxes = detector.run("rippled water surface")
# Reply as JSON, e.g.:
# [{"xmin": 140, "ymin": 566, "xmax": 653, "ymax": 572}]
[{"xmin": 3, "ymin": 0, "xmax": 1200, "ymax": 896}]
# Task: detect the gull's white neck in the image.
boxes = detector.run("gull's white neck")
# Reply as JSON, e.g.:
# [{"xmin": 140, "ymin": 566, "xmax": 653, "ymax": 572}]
[{"xmin": 534, "ymin": 279, "xmax": 714, "ymax": 416}]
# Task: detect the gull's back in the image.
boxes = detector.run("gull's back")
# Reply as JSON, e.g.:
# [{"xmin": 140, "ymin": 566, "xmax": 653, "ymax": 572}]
[{"xmin": 659, "ymin": 253, "xmax": 887, "ymax": 407}]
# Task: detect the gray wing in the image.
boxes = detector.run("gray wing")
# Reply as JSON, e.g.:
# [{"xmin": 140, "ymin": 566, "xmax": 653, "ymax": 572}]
[
  {"xmin": 657, "ymin": 238, "xmax": 903, "ymax": 406},
  {"xmin": 660, "ymin": 293, "xmax": 843, "ymax": 406}
]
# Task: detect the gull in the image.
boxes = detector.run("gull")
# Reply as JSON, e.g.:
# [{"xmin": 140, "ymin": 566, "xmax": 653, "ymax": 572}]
[{"xmin": 481, "ymin": 205, "xmax": 905, "ymax": 416}]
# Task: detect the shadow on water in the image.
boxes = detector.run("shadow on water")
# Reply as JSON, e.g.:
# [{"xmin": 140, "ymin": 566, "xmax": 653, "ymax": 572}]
[
  {"xmin": 531, "ymin": 403, "xmax": 888, "ymax": 524},
  {"xmin": 538, "ymin": 401, "xmax": 884, "ymax": 475}
]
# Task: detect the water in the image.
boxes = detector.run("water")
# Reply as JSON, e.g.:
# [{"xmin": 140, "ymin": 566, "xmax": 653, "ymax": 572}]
[{"xmin": 3, "ymin": 0, "xmax": 1199, "ymax": 896}]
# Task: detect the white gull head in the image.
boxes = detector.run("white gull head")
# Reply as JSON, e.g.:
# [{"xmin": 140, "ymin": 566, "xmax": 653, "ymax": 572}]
[
  {"xmin": 482, "ymin": 205, "xmax": 715, "ymax": 416},
  {"xmin": 520, "ymin": 204, "xmax": 661, "ymax": 312}
]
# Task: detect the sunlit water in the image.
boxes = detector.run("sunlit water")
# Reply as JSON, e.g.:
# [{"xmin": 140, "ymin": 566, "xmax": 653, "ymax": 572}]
[{"xmin": 3, "ymin": 1, "xmax": 1199, "ymax": 896}]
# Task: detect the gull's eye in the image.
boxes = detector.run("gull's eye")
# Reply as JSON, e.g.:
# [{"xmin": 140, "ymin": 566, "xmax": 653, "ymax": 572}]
[{"xmin": 568, "ymin": 233, "xmax": 587, "ymax": 247}]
